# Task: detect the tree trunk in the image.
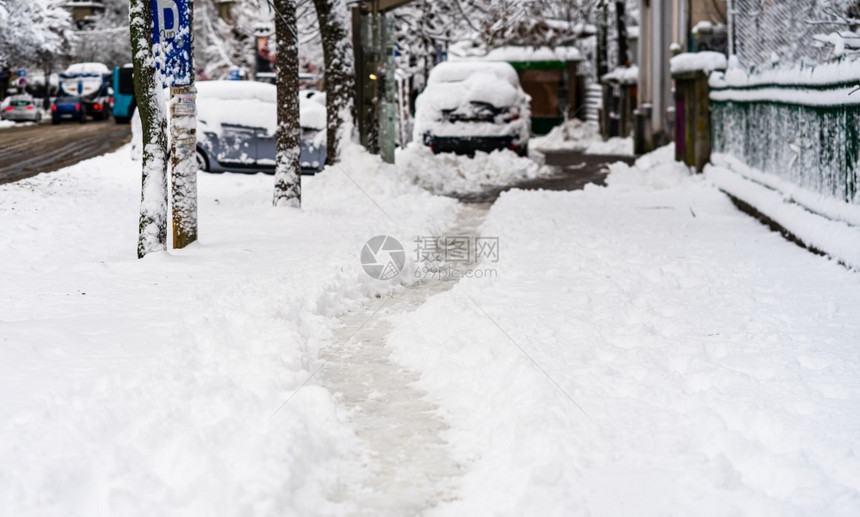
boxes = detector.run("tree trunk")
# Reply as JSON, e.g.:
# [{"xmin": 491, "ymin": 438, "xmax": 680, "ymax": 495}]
[
  {"xmin": 130, "ymin": 0, "xmax": 169, "ymax": 258},
  {"xmin": 615, "ymin": 0, "xmax": 629, "ymax": 67},
  {"xmin": 596, "ymin": 2, "xmax": 609, "ymax": 79},
  {"xmin": 312, "ymin": 0, "xmax": 355, "ymax": 165},
  {"xmin": 273, "ymin": 0, "xmax": 301, "ymax": 207}
]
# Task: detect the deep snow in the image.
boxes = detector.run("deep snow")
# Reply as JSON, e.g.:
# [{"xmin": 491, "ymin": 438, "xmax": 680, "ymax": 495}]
[
  {"xmin": 1, "ymin": 140, "xmax": 859, "ymax": 516},
  {"xmin": 383, "ymin": 145, "xmax": 860, "ymax": 515}
]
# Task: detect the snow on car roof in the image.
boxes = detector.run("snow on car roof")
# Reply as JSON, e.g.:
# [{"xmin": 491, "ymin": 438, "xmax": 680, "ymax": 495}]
[
  {"xmin": 62, "ymin": 62, "xmax": 111, "ymax": 76},
  {"xmin": 196, "ymin": 80, "xmax": 277, "ymax": 103},
  {"xmin": 195, "ymin": 81, "xmax": 326, "ymax": 135},
  {"xmin": 428, "ymin": 61, "xmax": 521, "ymax": 87}
]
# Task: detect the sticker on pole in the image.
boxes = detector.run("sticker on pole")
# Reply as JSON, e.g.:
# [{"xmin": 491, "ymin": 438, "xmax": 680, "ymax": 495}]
[{"xmin": 151, "ymin": 0, "xmax": 192, "ymax": 87}]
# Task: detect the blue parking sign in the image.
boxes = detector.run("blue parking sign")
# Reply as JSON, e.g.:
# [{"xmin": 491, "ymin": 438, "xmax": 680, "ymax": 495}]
[{"xmin": 151, "ymin": 0, "xmax": 192, "ymax": 87}]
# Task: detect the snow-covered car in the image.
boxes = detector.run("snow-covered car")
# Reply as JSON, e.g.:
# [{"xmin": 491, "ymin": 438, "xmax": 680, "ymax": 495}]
[
  {"xmin": 195, "ymin": 81, "xmax": 327, "ymax": 174},
  {"xmin": 413, "ymin": 61, "xmax": 530, "ymax": 157},
  {"xmin": 2, "ymin": 94, "xmax": 42, "ymax": 123},
  {"xmin": 131, "ymin": 81, "xmax": 327, "ymax": 174}
]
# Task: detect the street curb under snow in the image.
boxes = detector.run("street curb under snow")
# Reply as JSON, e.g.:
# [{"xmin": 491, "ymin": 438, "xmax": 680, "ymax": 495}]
[{"xmin": 706, "ymin": 153, "xmax": 860, "ymax": 270}]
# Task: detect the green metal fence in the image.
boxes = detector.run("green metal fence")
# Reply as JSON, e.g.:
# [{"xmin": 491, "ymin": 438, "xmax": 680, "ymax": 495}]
[{"xmin": 710, "ymin": 87, "xmax": 860, "ymax": 204}]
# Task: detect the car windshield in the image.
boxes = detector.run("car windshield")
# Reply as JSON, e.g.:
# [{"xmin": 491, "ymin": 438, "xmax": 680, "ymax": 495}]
[
  {"xmin": 11, "ymin": 100, "xmax": 32, "ymax": 107},
  {"xmin": 56, "ymin": 97, "xmax": 79, "ymax": 104}
]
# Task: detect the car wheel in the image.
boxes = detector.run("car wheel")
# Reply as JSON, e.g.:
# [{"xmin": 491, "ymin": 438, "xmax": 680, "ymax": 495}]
[
  {"xmin": 195, "ymin": 148, "xmax": 211, "ymax": 172},
  {"xmin": 516, "ymin": 144, "xmax": 529, "ymax": 157},
  {"xmin": 52, "ymin": 118, "xmax": 60, "ymax": 125},
  {"xmin": 114, "ymin": 116, "xmax": 129, "ymax": 124},
  {"xmin": 80, "ymin": 111, "xmax": 87, "ymax": 124}
]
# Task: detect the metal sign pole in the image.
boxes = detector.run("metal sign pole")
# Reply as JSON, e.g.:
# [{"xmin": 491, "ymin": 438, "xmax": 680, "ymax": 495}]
[{"xmin": 152, "ymin": 0, "xmax": 197, "ymax": 248}]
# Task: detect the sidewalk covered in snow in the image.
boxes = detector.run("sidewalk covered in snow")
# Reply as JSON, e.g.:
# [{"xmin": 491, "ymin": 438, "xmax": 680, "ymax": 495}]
[{"xmin": 1, "ymin": 144, "xmax": 858, "ymax": 515}]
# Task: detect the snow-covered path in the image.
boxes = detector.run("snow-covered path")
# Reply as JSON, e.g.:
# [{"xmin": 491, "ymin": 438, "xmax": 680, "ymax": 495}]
[
  {"xmin": 381, "ymin": 147, "xmax": 860, "ymax": 515},
  {"xmin": 321, "ymin": 206, "xmax": 489, "ymax": 514}
]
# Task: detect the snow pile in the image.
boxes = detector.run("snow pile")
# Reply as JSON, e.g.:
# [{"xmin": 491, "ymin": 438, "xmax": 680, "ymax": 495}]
[
  {"xmin": 603, "ymin": 143, "xmax": 689, "ymax": 188},
  {"xmin": 0, "ymin": 142, "xmax": 458, "ymax": 515},
  {"xmin": 396, "ymin": 142, "xmax": 547, "ymax": 196},
  {"xmin": 532, "ymin": 119, "xmax": 601, "ymax": 151},
  {"xmin": 585, "ymin": 136, "xmax": 634, "ymax": 156},
  {"xmin": 531, "ymin": 120, "xmax": 633, "ymax": 156},
  {"xmin": 670, "ymin": 51, "xmax": 727, "ymax": 75},
  {"xmin": 601, "ymin": 64, "xmax": 639, "ymax": 84},
  {"xmin": 385, "ymin": 145, "xmax": 860, "ymax": 515},
  {"xmin": 707, "ymin": 153, "xmax": 860, "ymax": 270}
]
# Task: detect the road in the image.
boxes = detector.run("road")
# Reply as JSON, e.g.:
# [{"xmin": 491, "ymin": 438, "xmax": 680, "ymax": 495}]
[
  {"xmin": 0, "ymin": 121, "xmax": 131, "ymax": 185},
  {"xmin": 455, "ymin": 149, "xmax": 638, "ymax": 203}
]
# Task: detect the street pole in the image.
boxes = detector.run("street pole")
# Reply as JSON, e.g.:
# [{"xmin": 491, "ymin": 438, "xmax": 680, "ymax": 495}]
[{"xmin": 170, "ymin": 83, "xmax": 198, "ymax": 248}]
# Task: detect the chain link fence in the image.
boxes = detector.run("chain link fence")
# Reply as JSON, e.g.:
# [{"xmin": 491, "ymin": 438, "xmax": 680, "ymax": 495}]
[{"xmin": 733, "ymin": 0, "xmax": 844, "ymax": 68}]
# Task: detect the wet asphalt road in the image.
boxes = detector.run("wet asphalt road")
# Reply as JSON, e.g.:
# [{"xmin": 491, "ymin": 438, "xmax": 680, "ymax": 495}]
[
  {"xmin": 0, "ymin": 120, "xmax": 131, "ymax": 185},
  {"xmin": 455, "ymin": 150, "xmax": 637, "ymax": 203}
]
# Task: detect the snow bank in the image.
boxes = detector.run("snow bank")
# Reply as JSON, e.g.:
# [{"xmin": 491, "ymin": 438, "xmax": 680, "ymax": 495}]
[
  {"xmin": 585, "ymin": 136, "xmax": 634, "ymax": 156},
  {"xmin": 707, "ymin": 153, "xmax": 860, "ymax": 270},
  {"xmin": 532, "ymin": 120, "xmax": 633, "ymax": 156},
  {"xmin": 601, "ymin": 64, "xmax": 639, "ymax": 84},
  {"xmin": 532, "ymin": 119, "xmax": 601, "ymax": 151},
  {"xmin": 385, "ymin": 144, "xmax": 860, "ymax": 515},
  {"xmin": 670, "ymin": 51, "xmax": 727, "ymax": 75},
  {"xmin": 396, "ymin": 142, "xmax": 548, "ymax": 197},
  {"xmin": 0, "ymin": 143, "xmax": 459, "ymax": 515}
]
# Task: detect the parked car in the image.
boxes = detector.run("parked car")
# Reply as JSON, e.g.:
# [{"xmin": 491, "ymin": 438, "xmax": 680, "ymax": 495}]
[
  {"xmin": 413, "ymin": 61, "xmax": 531, "ymax": 157},
  {"xmin": 2, "ymin": 95, "xmax": 42, "ymax": 123},
  {"xmin": 51, "ymin": 96, "xmax": 89, "ymax": 124},
  {"xmin": 194, "ymin": 81, "xmax": 327, "ymax": 174}
]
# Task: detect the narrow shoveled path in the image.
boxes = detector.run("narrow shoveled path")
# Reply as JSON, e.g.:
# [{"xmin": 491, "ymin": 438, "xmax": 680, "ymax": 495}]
[{"xmin": 321, "ymin": 206, "xmax": 489, "ymax": 515}]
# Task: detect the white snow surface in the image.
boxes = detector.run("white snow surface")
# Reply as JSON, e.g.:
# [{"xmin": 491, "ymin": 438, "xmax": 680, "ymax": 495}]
[
  {"xmin": 601, "ymin": 64, "xmax": 639, "ymax": 84},
  {"xmin": 532, "ymin": 120, "xmax": 633, "ymax": 156},
  {"xmin": 0, "ymin": 143, "xmax": 459, "ymax": 515},
  {"xmin": 385, "ymin": 144, "xmax": 860, "ymax": 515},
  {"xmin": 670, "ymin": 51, "xmax": 727, "ymax": 75},
  {"xmin": 62, "ymin": 62, "xmax": 111, "ymax": 76},
  {"xmin": 4, "ymin": 140, "xmax": 860, "ymax": 515},
  {"xmin": 450, "ymin": 45, "xmax": 582, "ymax": 63},
  {"xmin": 196, "ymin": 80, "xmax": 327, "ymax": 134},
  {"xmin": 396, "ymin": 142, "xmax": 548, "ymax": 196},
  {"xmin": 712, "ymin": 56, "xmax": 860, "ymax": 88},
  {"xmin": 707, "ymin": 153, "xmax": 860, "ymax": 270}
]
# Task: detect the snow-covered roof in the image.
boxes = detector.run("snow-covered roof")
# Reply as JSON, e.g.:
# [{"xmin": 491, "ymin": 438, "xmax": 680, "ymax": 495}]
[
  {"xmin": 62, "ymin": 62, "xmax": 111, "ymax": 76},
  {"xmin": 602, "ymin": 65, "xmax": 639, "ymax": 84},
  {"xmin": 427, "ymin": 61, "xmax": 520, "ymax": 87},
  {"xmin": 670, "ymin": 51, "xmax": 727, "ymax": 75},
  {"xmin": 450, "ymin": 44, "xmax": 582, "ymax": 63}
]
